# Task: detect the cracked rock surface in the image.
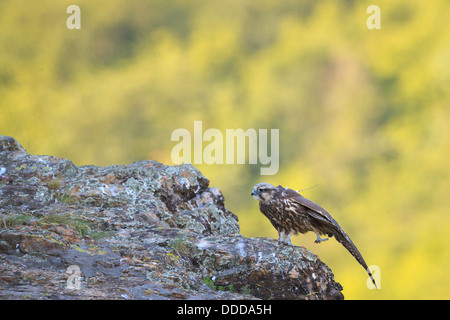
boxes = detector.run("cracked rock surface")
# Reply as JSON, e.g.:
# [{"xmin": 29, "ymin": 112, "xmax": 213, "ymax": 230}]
[{"xmin": 0, "ymin": 135, "xmax": 343, "ymax": 300}]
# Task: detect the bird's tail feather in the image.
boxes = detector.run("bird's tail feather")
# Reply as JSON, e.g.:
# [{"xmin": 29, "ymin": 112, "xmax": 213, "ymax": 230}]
[{"xmin": 334, "ymin": 231, "xmax": 378, "ymax": 289}]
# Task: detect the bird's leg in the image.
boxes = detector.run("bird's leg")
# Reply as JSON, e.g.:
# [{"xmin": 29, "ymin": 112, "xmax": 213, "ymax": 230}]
[
  {"xmin": 278, "ymin": 231, "xmax": 294, "ymax": 245},
  {"xmin": 286, "ymin": 233, "xmax": 292, "ymax": 245},
  {"xmin": 314, "ymin": 232, "xmax": 329, "ymax": 244},
  {"xmin": 277, "ymin": 231, "xmax": 285, "ymax": 243}
]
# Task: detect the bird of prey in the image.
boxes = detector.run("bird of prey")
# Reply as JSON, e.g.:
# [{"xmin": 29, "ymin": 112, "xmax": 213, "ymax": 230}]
[{"xmin": 251, "ymin": 182, "xmax": 377, "ymax": 289}]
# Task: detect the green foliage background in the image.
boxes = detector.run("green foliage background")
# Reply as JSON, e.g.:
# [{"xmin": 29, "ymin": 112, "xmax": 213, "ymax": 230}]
[{"xmin": 1, "ymin": 0, "xmax": 449, "ymax": 299}]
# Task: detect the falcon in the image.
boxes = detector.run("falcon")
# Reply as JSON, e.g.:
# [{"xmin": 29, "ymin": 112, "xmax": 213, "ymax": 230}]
[{"xmin": 251, "ymin": 182, "xmax": 377, "ymax": 289}]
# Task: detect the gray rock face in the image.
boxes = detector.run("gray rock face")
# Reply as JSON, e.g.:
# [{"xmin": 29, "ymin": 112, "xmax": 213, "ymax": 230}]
[{"xmin": 0, "ymin": 135, "xmax": 343, "ymax": 300}]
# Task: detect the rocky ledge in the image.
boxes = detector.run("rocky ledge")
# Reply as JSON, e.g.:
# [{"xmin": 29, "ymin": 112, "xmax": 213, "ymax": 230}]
[{"xmin": 0, "ymin": 135, "xmax": 343, "ymax": 300}]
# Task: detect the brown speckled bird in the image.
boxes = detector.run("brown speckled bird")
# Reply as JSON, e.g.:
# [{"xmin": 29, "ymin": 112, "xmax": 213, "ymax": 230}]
[{"xmin": 251, "ymin": 182, "xmax": 377, "ymax": 289}]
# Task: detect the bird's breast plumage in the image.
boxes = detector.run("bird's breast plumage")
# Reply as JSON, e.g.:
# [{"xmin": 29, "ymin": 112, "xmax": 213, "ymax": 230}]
[{"xmin": 259, "ymin": 195, "xmax": 313, "ymax": 234}]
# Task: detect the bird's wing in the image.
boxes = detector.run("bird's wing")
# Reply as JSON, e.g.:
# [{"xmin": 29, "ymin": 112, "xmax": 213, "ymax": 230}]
[
  {"xmin": 282, "ymin": 188, "xmax": 337, "ymax": 225},
  {"xmin": 283, "ymin": 188, "xmax": 353, "ymax": 241}
]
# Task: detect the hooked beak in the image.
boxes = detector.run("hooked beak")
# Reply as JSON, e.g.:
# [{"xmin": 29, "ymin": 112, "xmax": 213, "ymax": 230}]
[{"xmin": 251, "ymin": 190, "xmax": 257, "ymax": 196}]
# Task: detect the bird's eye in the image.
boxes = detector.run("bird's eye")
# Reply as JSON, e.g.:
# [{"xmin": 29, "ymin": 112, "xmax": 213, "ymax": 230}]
[{"xmin": 258, "ymin": 188, "xmax": 265, "ymax": 193}]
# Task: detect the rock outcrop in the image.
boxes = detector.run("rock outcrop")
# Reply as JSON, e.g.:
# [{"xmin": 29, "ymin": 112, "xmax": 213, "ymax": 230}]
[{"xmin": 0, "ymin": 135, "xmax": 343, "ymax": 300}]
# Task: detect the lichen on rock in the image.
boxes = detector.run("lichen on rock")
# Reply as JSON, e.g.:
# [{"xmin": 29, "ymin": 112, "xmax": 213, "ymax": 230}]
[{"xmin": 0, "ymin": 135, "xmax": 343, "ymax": 300}]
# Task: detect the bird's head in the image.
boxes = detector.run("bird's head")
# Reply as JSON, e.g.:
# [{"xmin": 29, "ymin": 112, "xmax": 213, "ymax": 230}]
[{"xmin": 251, "ymin": 182, "xmax": 278, "ymax": 202}]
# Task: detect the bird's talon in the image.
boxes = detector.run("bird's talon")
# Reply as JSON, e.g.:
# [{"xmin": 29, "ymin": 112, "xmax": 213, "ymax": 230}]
[{"xmin": 314, "ymin": 234, "xmax": 329, "ymax": 244}]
